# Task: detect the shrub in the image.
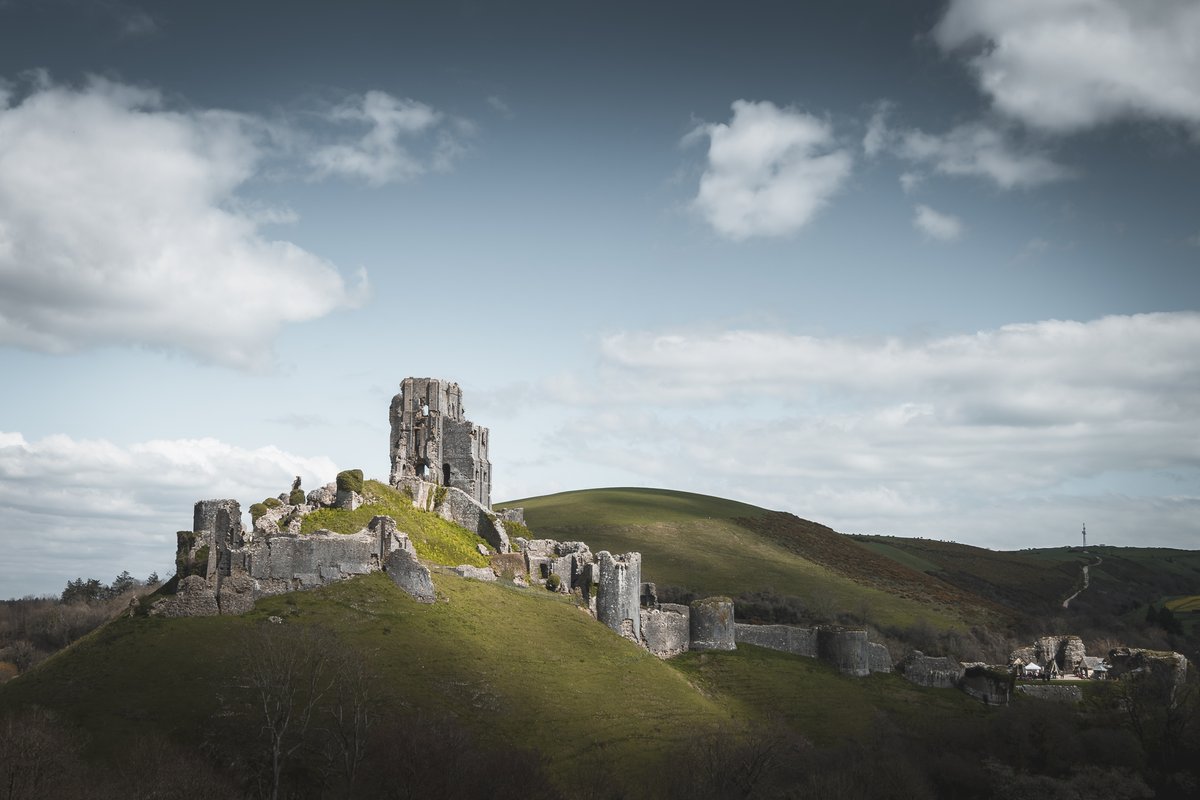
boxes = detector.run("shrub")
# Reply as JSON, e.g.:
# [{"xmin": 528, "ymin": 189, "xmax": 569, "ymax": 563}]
[
  {"xmin": 546, "ymin": 573, "xmax": 561, "ymax": 592},
  {"xmin": 250, "ymin": 503, "xmax": 268, "ymax": 523},
  {"xmin": 432, "ymin": 485, "xmax": 447, "ymax": 509},
  {"xmin": 337, "ymin": 469, "xmax": 364, "ymax": 494},
  {"xmin": 289, "ymin": 489, "xmax": 305, "ymax": 505},
  {"xmin": 264, "ymin": 497, "xmax": 283, "ymax": 509}
]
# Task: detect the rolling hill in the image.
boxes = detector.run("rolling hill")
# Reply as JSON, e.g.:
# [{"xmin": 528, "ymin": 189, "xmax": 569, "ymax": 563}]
[{"xmin": 3, "ymin": 483, "xmax": 1198, "ymax": 798}]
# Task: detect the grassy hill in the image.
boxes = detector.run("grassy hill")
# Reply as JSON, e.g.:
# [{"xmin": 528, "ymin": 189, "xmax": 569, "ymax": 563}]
[
  {"xmin": 501, "ymin": 487, "xmax": 1004, "ymax": 632},
  {"xmin": 3, "ymin": 483, "xmax": 1197, "ymax": 798}
]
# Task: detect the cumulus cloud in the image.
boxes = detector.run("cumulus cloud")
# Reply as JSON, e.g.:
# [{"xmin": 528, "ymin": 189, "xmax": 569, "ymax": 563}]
[
  {"xmin": 896, "ymin": 121, "xmax": 1074, "ymax": 189},
  {"xmin": 0, "ymin": 76, "xmax": 366, "ymax": 368},
  {"xmin": 308, "ymin": 90, "xmax": 474, "ymax": 185},
  {"xmin": 533, "ymin": 313, "xmax": 1200, "ymax": 548},
  {"xmin": 935, "ymin": 0, "xmax": 1200, "ymax": 132},
  {"xmin": 687, "ymin": 100, "xmax": 853, "ymax": 239},
  {"xmin": 0, "ymin": 431, "xmax": 340, "ymax": 598},
  {"xmin": 913, "ymin": 204, "xmax": 964, "ymax": 241}
]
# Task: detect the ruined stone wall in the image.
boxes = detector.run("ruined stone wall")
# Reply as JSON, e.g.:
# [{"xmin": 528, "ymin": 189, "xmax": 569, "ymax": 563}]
[
  {"xmin": 389, "ymin": 377, "xmax": 491, "ymax": 507},
  {"xmin": 596, "ymin": 551, "xmax": 641, "ymax": 642},
  {"xmin": 690, "ymin": 597, "xmax": 736, "ymax": 651},
  {"xmin": 1016, "ymin": 685, "xmax": 1082, "ymax": 704},
  {"xmin": 734, "ymin": 623, "xmax": 818, "ymax": 658},
  {"xmin": 817, "ymin": 627, "xmax": 870, "ymax": 678},
  {"xmin": 960, "ymin": 666, "xmax": 1012, "ymax": 706},
  {"xmin": 897, "ymin": 651, "xmax": 963, "ymax": 689},
  {"xmin": 641, "ymin": 603, "xmax": 690, "ymax": 658},
  {"xmin": 867, "ymin": 643, "xmax": 893, "ymax": 674},
  {"xmin": 396, "ymin": 477, "xmax": 509, "ymax": 553},
  {"xmin": 1107, "ymin": 648, "xmax": 1189, "ymax": 699}
]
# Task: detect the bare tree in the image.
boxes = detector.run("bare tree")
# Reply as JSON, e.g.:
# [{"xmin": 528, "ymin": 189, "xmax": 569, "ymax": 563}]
[{"xmin": 240, "ymin": 624, "xmax": 340, "ymax": 800}]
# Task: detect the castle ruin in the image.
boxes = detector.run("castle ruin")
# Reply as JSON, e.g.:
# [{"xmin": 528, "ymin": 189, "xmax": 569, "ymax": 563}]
[
  {"xmin": 149, "ymin": 376, "xmax": 1191, "ymax": 704},
  {"xmin": 389, "ymin": 378, "xmax": 491, "ymax": 508}
]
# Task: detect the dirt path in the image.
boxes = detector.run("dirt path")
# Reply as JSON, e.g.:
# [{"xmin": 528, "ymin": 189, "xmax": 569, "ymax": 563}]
[{"xmin": 1062, "ymin": 556, "xmax": 1102, "ymax": 609}]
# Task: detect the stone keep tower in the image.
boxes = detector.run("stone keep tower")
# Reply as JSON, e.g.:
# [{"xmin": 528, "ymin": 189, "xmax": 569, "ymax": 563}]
[{"xmin": 389, "ymin": 377, "xmax": 492, "ymax": 508}]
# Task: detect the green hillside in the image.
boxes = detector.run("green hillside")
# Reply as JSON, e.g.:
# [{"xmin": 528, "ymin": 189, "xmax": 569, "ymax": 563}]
[
  {"xmin": 4, "ymin": 485, "xmax": 1198, "ymax": 798},
  {"xmin": 502, "ymin": 487, "xmax": 1001, "ymax": 631}
]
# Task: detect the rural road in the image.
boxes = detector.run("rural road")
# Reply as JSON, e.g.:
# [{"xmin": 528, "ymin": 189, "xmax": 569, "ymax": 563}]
[{"xmin": 1062, "ymin": 556, "xmax": 1103, "ymax": 609}]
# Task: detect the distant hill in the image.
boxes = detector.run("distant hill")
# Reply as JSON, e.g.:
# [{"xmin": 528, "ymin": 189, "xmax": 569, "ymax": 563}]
[{"xmin": 502, "ymin": 487, "xmax": 1008, "ymax": 632}]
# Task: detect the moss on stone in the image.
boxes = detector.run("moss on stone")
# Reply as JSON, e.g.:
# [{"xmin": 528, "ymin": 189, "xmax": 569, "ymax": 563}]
[
  {"xmin": 249, "ymin": 503, "xmax": 268, "ymax": 522},
  {"xmin": 264, "ymin": 497, "xmax": 282, "ymax": 509},
  {"xmin": 336, "ymin": 469, "xmax": 364, "ymax": 494}
]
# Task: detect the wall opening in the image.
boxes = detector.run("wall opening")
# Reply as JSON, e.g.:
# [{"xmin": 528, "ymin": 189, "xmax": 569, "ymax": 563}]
[{"xmin": 443, "ymin": 464, "xmax": 451, "ymax": 485}]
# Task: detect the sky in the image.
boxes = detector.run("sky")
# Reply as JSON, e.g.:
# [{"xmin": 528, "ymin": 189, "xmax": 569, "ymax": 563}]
[{"xmin": 1, "ymin": 0, "xmax": 1198, "ymax": 598}]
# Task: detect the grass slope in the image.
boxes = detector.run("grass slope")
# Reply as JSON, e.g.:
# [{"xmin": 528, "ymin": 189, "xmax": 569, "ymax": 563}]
[
  {"xmin": 857, "ymin": 537, "xmax": 1200, "ymax": 621},
  {"xmin": 302, "ymin": 480, "xmax": 489, "ymax": 567},
  {"xmin": 503, "ymin": 487, "xmax": 991, "ymax": 631},
  {"xmin": 0, "ymin": 572, "xmax": 731, "ymax": 795}
]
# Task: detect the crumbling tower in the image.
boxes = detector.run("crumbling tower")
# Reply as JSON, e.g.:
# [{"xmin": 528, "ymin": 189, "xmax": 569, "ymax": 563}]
[{"xmin": 389, "ymin": 377, "xmax": 492, "ymax": 508}]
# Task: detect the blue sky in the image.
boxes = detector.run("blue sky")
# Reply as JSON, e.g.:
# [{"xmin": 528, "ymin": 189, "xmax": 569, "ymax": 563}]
[{"xmin": 1, "ymin": 1, "xmax": 1198, "ymax": 598}]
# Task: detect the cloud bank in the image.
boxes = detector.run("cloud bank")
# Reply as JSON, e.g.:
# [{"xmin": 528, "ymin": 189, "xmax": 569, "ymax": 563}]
[
  {"xmin": 0, "ymin": 431, "xmax": 340, "ymax": 598},
  {"xmin": 936, "ymin": 0, "xmax": 1200, "ymax": 132},
  {"xmin": 0, "ymin": 76, "xmax": 366, "ymax": 369},
  {"xmin": 538, "ymin": 312, "xmax": 1200, "ymax": 548},
  {"xmin": 688, "ymin": 100, "xmax": 853, "ymax": 239}
]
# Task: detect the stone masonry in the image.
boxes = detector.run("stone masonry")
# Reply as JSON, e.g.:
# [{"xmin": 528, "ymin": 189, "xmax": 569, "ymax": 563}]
[{"xmin": 389, "ymin": 378, "xmax": 491, "ymax": 508}]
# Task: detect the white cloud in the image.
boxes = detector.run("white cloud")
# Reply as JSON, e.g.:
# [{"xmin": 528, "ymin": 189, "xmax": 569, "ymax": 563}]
[
  {"xmin": 896, "ymin": 121, "xmax": 1074, "ymax": 189},
  {"xmin": 309, "ymin": 90, "xmax": 474, "ymax": 185},
  {"xmin": 687, "ymin": 100, "xmax": 853, "ymax": 239},
  {"xmin": 531, "ymin": 313, "xmax": 1200, "ymax": 548},
  {"xmin": 486, "ymin": 95, "xmax": 514, "ymax": 118},
  {"xmin": 0, "ymin": 76, "xmax": 365, "ymax": 369},
  {"xmin": 935, "ymin": 0, "xmax": 1200, "ymax": 132},
  {"xmin": 862, "ymin": 101, "xmax": 892, "ymax": 157},
  {"xmin": 913, "ymin": 204, "xmax": 965, "ymax": 242},
  {"xmin": 899, "ymin": 171, "xmax": 923, "ymax": 193},
  {"xmin": 0, "ymin": 432, "xmax": 341, "ymax": 598}
]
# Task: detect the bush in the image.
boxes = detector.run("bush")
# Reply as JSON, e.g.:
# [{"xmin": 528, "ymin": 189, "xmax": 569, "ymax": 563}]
[
  {"xmin": 289, "ymin": 489, "xmax": 305, "ymax": 505},
  {"xmin": 264, "ymin": 497, "xmax": 282, "ymax": 509},
  {"xmin": 250, "ymin": 503, "xmax": 269, "ymax": 522},
  {"xmin": 546, "ymin": 574, "xmax": 562, "ymax": 592},
  {"xmin": 337, "ymin": 469, "xmax": 364, "ymax": 494}
]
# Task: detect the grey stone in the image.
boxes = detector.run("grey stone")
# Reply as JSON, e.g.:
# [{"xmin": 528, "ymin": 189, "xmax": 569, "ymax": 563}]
[
  {"xmin": 690, "ymin": 597, "xmax": 736, "ymax": 652},
  {"xmin": 334, "ymin": 489, "xmax": 363, "ymax": 511},
  {"xmin": 497, "ymin": 507, "xmax": 525, "ymax": 525},
  {"xmin": 596, "ymin": 551, "xmax": 642, "ymax": 643},
  {"xmin": 386, "ymin": 547, "xmax": 434, "ymax": 603},
  {"xmin": 454, "ymin": 564, "xmax": 497, "ymax": 582},
  {"xmin": 1107, "ymin": 647, "xmax": 1189, "ymax": 699},
  {"xmin": 1016, "ymin": 684, "xmax": 1083, "ymax": 703},
  {"xmin": 867, "ymin": 642, "xmax": 893, "ymax": 674},
  {"xmin": 149, "ymin": 575, "xmax": 219, "ymax": 618},
  {"xmin": 960, "ymin": 665, "xmax": 1012, "ymax": 706},
  {"xmin": 267, "ymin": 615, "xmax": 283, "ymax": 624},
  {"xmin": 477, "ymin": 543, "xmax": 490, "ymax": 556},
  {"xmin": 734, "ymin": 623, "xmax": 818, "ymax": 658},
  {"xmin": 513, "ymin": 575, "xmax": 528, "ymax": 588},
  {"xmin": 217, "ymin": 570, "xmax": 256, "ymax": 615},
  {"xmin": 898, "ymin": 650, "xmax": 964, "ymax": 688},
  {"xmin": 641, "ymin": 603, "xmax": 689, "ymax": 658},
  {"xmin": 307, "ymin": 483, "xmax": 337, "ymax": 508},
  {"xmin": 817, "ymin": 627, "xmax": 870, "ymax": 678},
  {"xmin": 389, "ymin": 378, "xmax": 491, "ymax": 508}
]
